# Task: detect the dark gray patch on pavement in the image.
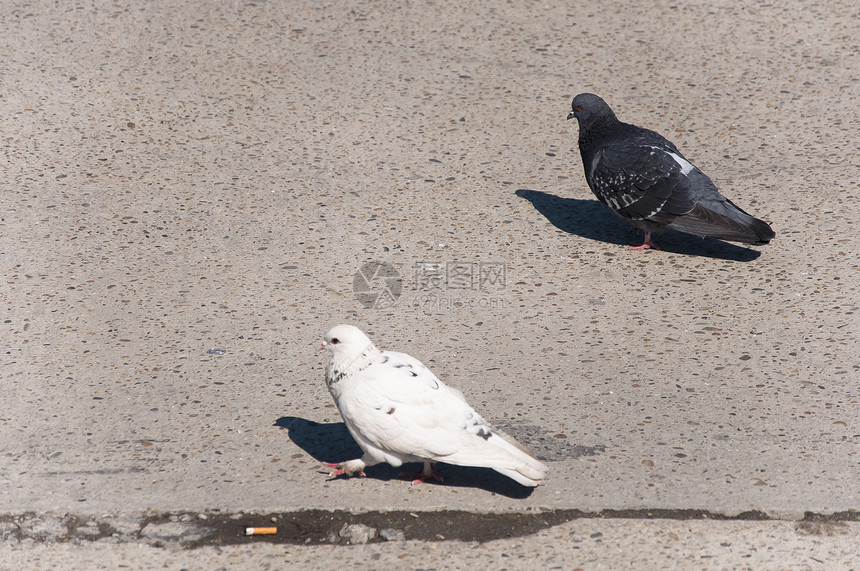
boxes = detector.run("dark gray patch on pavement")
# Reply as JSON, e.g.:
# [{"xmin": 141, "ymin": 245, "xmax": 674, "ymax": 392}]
[{"xmin": 3, "ymin": 510, "xmax": 859, "ymax": 548}]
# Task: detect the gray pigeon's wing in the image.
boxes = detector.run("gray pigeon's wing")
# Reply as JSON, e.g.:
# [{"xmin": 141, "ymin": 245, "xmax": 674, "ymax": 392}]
[{"xmin": 588, "ymin": 139, "xmax": 699, "ymax": 221}]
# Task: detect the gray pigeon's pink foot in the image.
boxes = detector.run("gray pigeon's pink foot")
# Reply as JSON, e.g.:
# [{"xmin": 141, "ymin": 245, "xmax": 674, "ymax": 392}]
[{"xmin": 630, "ymin": 232, "xmax": 660, "ymax": 250}]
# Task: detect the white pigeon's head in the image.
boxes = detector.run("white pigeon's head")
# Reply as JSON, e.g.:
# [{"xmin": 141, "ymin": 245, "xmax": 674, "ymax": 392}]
[{"xmin": 320, "ymin": 324, "xmax": 375, "ymax": 359}]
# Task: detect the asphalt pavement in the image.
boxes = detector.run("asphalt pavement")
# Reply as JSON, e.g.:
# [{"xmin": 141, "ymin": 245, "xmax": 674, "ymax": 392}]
[{"xmin": 1, "ymin": 0, "xmax": 858, "ymax": 568}]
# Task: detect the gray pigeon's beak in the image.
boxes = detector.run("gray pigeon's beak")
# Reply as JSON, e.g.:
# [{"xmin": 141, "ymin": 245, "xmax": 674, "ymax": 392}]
[{"xmin": 566, "ymin": 110, "xmax": 576, "ymax": 120}]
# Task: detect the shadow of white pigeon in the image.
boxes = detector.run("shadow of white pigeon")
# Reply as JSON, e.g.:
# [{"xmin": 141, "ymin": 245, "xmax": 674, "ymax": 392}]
[{"xmin": 318, "ymin": 324, "xmax": 547, "ymax": 487}]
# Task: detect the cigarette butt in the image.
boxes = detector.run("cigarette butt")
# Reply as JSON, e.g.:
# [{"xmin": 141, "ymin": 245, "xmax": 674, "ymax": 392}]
[{"xmin": 245, "ymin": 527, "xmax": 277, "ymax": 536}]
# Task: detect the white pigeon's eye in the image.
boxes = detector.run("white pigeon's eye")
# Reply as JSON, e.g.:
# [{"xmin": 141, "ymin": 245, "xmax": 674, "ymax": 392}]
[{"xmin": 330, "ymin": 338, "xmax": 340, "ymax": 345}]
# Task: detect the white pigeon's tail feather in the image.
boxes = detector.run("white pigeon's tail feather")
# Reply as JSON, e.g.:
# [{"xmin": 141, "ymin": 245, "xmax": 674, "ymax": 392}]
[
  {"xmin": 494, "ymin": 466, "xmax": 543, "ymax": 487},
  {"xmin": 440, "ymin": 426, "xmax": 547, "ymax": 487},
  {"xmin": 485, "ymin": 427, "xmax": 547, "ymax": 486}
]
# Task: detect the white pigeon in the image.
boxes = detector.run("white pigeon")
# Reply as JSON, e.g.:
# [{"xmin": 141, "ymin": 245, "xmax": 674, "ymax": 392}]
[{"xmin": 318, "ymin": 324, "xmax": 547, "ymax": 487}]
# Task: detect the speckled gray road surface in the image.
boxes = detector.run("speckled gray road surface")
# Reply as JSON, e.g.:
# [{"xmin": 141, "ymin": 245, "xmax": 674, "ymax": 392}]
[{"xmin": 2, "ymin": 0, "xmax": 858, "ymax": 567}]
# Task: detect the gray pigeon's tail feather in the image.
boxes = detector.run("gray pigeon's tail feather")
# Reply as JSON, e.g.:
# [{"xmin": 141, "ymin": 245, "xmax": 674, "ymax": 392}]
[
  {"xmin": 745, "ymin": 216, "xmax": 776, "ymax": 244},
  {"xmin": 668, "ymin": 201, "xmax": 774, "ymax": 245}
]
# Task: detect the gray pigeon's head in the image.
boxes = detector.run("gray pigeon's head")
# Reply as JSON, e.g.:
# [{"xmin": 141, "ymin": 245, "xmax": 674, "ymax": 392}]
[
  {"xmin": 567, "ymin": 93, "xmax": 617, "ymax": 129},
  {"xmin": 320, "ymin": 324, "xmax": 374, "ymax": 359}
]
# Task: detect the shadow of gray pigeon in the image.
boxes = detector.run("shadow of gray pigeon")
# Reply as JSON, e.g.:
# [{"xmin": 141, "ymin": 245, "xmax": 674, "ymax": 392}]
[
  {"xmin": 515, "ymin": 189, "xmax": 761, "ymax": 261},
  {"xmin": 567, "ymin": 93, "xmax": 775, "ymax": 250}
]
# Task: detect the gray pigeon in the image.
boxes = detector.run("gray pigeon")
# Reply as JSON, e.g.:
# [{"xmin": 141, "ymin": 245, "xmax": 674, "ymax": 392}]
[
  {"xmin": 318, "ymin": 324, "xmax": 547, "ymax": 487},
  {"xmin": 567, "ymin": 93, "xmax": 775, "ymax": 249}
]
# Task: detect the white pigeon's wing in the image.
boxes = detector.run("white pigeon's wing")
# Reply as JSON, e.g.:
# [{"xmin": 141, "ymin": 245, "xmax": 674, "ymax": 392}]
[
  {"xmin": 337, "ymin": 351, "xmax": 546, "ymax": 485},
  {"xmin": 338, "ymin": 351, "xmax": 471, "ymax": 458},
  {"xmin": 377, "ymin": 351, "xmax": 451, "ymax": 393}
]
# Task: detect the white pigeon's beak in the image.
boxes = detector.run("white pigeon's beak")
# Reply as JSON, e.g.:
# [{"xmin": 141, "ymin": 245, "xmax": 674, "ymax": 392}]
[{"xmin": 317, "ymin": 341, "xmax": 328, "ymax": 352}]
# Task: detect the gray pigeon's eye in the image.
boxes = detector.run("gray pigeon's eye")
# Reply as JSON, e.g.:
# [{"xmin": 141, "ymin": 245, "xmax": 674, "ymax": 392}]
[{"xmin": 331, "ymin": 338, "xmax": 340, "ymax": 345}]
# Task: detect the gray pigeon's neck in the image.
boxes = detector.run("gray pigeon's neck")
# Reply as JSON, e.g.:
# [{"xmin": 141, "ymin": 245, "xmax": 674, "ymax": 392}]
[
  {"xmin": 326, "ymin": 343, "xmax": 382, "ymax": 388},
  {"xmin": 579, "ymin": 114, "xmax": 621, "ymax": 147}
]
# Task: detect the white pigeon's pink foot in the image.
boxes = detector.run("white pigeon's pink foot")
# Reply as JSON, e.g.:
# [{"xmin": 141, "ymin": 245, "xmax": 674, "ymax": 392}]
[
  {"xmin": 400, "ymin": 472, "xmax": 444, "ymax": 485},
  {"xmin": 400, "ymin": 463, "xmax": 443, "ymax": 485},
  {"xmin": 325, "ymin": 461, "xmax": 366, "ymax": 478},
  {"xmin": 630, "ymin": 232, "xmax": 660, "ymax": 250}
]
